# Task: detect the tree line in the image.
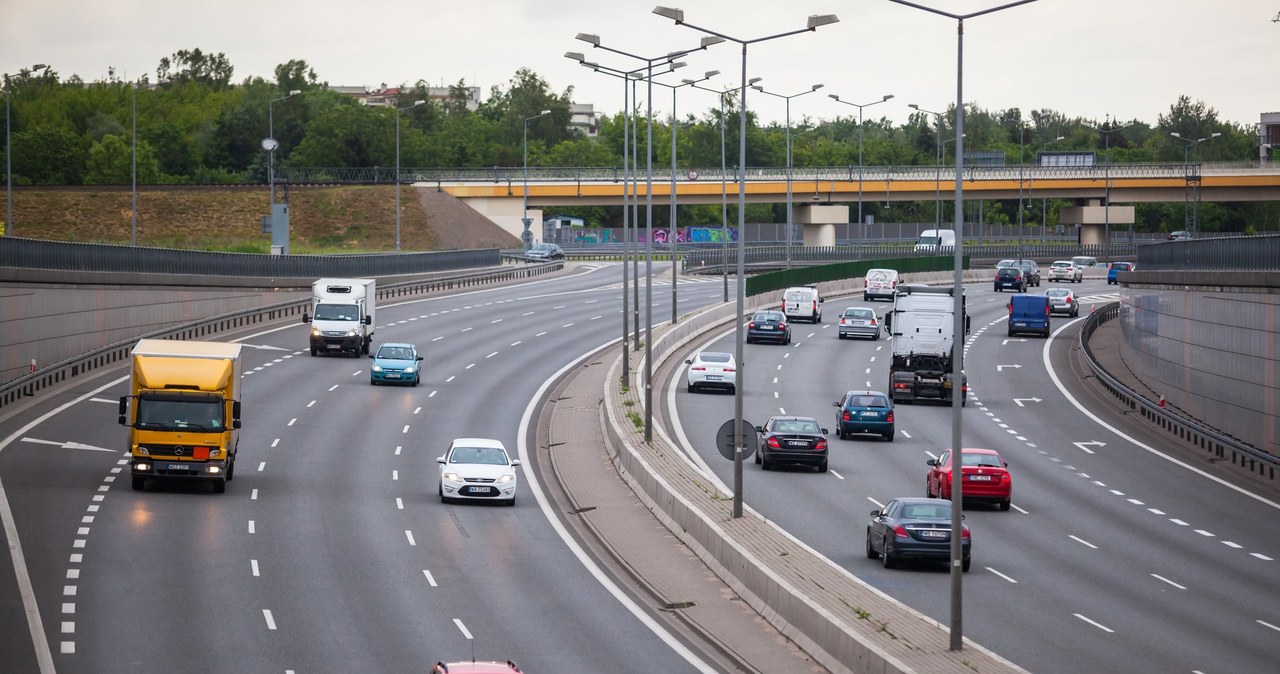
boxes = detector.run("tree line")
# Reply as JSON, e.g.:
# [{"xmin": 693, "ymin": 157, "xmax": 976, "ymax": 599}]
[{"xmin": 3, "ymin": 49, "xmax": 1274, "ymax": 234}]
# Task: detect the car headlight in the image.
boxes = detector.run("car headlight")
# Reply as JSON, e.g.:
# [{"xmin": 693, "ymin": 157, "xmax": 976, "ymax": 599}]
[
  {"xmin": 496, "ymin": 474, "xmax": 515, "ymax": 484},
  {"xmin": 371, "ymin": 364, "xmax": 383, "ymax": 372},
  {"xmin": 404, "ymin": 366, "xmax": 416, "ymax": 374},
  {"xmin": 346, "ymin": 328, "xmax": 358, "ymax": 337},
  {"xmin": 442, "ymin": 471, "xmax": 461, "ymax": 482},
  {"xmin": 311, "ymin": 327, "xmax": 321, "ymax": 337}
]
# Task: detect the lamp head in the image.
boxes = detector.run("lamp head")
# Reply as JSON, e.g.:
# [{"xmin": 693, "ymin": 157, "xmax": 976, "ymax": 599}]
[
  {"xmin": 700, "ymin": 36, "xmax": 725, "ymax": 48},
  {"xmin": 811, "ymin": 83, "xmax": 824, "ymax": 92},
  {"xmin": 704, "ymin": 69, "xmax": 720, "ymax": 78},
  {"xmin": 540, "ymin": 109, "xmax": 551, "ymax": 116},
  {"xmin": 288, "ymin": 89, "xmax": 301, "ymax": 97},
  {"xmin": 807, "ymin": 14, "xmax": 839, "ymax": 29},
  {"xmin": 564, "ymin": 51, "xmax": 586, "ymax": 62},
  {"xmin": 1170, "ymin": 132, "xmax": 1181, "ymax": 139},
  {"xmin": 828, "ymin": 93, "xmax": 840, "ymax": 101},
  {"xmin": 908, "ymin": 103, "xmax": 920, "ymax": 110},
  {"xmin": 1209, "ymin": 132, "xmax": 1221, "ymax": 139},
  {"xmin": 882, "ymin": 94, "xmax": 895, "ymax": 102},
  {"xmin": 1054, "ymin": 135, "xmax": 1065, "ymax": 141},
  {"xmin": 33, "ymin": 64, "xmax": 48, "ymax": 71},
  {"xmin": 414, "ymin": 100, "xmax": 426, "ymax": 106},
  {"xmin": 575, "ymin": 33, "xmax": 601, "ymax": 46},
  {"xmin": 748, "ymin": 77, "xmax": 762, "ymax": 85},
  {"xmin": 653, "ymin": 6, "xmax": 684, "ymax": 23},
  {"xmin": 751, "ymin": 85, "xmax": 764, "ymax": 92}
]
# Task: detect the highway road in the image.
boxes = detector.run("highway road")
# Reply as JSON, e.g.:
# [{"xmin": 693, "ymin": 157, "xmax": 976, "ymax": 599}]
[
  {"xmin": 662, "ymin": 276, "xmax": 1280, "ymax": 673},
  {"xmin": 0, "ymin": 264, "xmax": 738, "ymax": 673}
]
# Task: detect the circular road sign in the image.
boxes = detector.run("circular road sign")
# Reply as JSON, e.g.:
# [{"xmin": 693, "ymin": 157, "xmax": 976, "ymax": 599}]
[{"xmin": 715, "ymin": 419, "xmax": 757, "ymax": 461}]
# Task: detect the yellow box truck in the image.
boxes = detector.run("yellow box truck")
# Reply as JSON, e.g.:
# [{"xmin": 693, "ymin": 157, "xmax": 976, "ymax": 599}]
[{"xmin": 118, "ymin": 339, "xmax": 242, "ymax": 493}]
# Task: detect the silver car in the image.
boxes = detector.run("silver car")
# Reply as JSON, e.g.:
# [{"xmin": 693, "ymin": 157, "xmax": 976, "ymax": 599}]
[
  {"xmin": 837, "ymin": 307, "xmax": 880, "ymax": 340},
  {"xmin": 1044, "ymin": 287, "xmax": 1080, "ymax": 317}
]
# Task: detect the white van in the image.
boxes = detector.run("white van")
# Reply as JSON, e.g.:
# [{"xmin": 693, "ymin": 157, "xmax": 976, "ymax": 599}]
[
  {"xmin": 781, "ymin": 286, "xmax": 823, "ymax": 323},
  {"xmin": 863, "ymin": 268, "xmax": 899, "ymax": 302},
  {"xmin": 914, "ymin": 229, "xmax": 956, "ymax": 252}
]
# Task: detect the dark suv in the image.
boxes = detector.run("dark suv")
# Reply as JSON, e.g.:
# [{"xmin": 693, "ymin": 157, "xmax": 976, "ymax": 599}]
[
  {"xmin": 1013, "ymin": 260, "xmax": 1041, "ymax": 287},
  {"xmin": 994, "ymin": 267, "xmax": 1026, "ymax": 292}
]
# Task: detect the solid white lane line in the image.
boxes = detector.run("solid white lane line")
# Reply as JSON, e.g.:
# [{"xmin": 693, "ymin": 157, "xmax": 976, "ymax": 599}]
[
  {"xmin": 987, "ymin": 568, "xmax": 1018, "ymax": 583},
  {"xmin": 405, "ymin": 531, "xmax": 416, "ymax": 546},
  {"xmin": 263, "ymin": 609, "xmax": 276, "ymax": 630},
  {"xmin": 1074, "ymin": 614, "xmax": 1114, "ymax": 633},
  {"xmin": 423, "ymin": 570, "xmax": 437, "ymax": 587},
  {"xmin": 453, "ymin": 618, "xmax": 473, "ymax": 639},
  {"xmin": 1151, "ymin": 574, "xmax": 1185, "ymax": 590},
  {"xmin": 1069, "ymin": 535, "xmax": 1098, "ymax": 549},
  {"xmin": 251, "ymin": 560, "xmax": 260, "ymax": 577}
]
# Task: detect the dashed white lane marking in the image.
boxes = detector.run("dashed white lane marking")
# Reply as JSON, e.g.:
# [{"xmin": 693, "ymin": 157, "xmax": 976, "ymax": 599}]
[
  {"xmin": 396, "ymin": 498, "xmax": 404, "ymax": 510},
  {"xmin": 511, "ymin": 341, "xmax": 522, "ymax": 347},
  {"xmin": 62, "ymin": 603, "xmax": 73, "ymax": 614},
  {"xmin": 306, "ymin": 401, "xmax": 316, "ymax": 408},
  {"xmin": 395, "ymin": 446, "xmax": 403, "ymax": 456},
  {"xmin": 461, "ymin": 327, "xmax": 473, "ymax": 333},
  {"xmin": 402, "ymin": 425, "xmax": 410, "ymax": 434},
  {"xmin": 392, "ymin": 470, "xmax": 399, "ymax": 481},
  {"xmin": 536, "ymin": 332, "xmax": 547, "ymax": 337},
  {"xmin": 1259, "ymin": 620, "xmax": 1280, "ymax": 632},
  {"xmin": 1074, "ymin": 614, "xmax": 1114, "ymax": 633},
  {"xmin": 562, "ymin": 323, "xmax": 574, "ymax": 328},
  {"xmin": 1251, "ymin": 553, "xmax": 1275, "ymax": 561},
  {"xmin": 423, "ymin": 570, "xmax": 438, "ymax": 587},
  {"xmin": 414, "ymin": 407, "xmax": 422, "ymax": 415},
  {"xmin": 60, "ymin": 642, "xmax": 73, "ymax": 654},
  {"xmin": 490, "ymin": 319, "xmax": 503, "ymax": 324},
  {"xmin": 453, "ymin": 618, "xmax": 473, "ymax": 639},
  {"xmin": 446, "ymin": 376, "xmax": 456, "ymax": 382},
  {"xmin": 288, "ymin": 418, "xmax": 297, "ymax": 426},
  {"xmin": 433, "ymin": 336, "xmax": 444, "ymax": 342},
  {"xmin": 258, "ymin": 462, "xmax": 266, "ymax": 472},
  {"xmin": 1223, "ymin": 541, "xmax": 1243, "ymax": 549},
  {"xmin": 271, "ymin": 439, "xmax": 280, "ymax": 448},
  {"xmin": 1170, "ymin": 519, "xmax": 1189, "ymax": 526},
  {"xmin": 1194, "ymin": 529, "xmax": 1215, "ymax": 537},
  {"xmin": 829, "ymin": 470, "xmax": 845, "ymax": 480},
  {"xmin": 987, "ymin": 568, "xmax": 1018, "ymax": 583},
  {"xmin": 263, "ymin": 609, "xmax": 277, "ymax": 630},
  {"xmin": 522, "ymin": 311, "xmax": 535, "ymax": 316},
  {"xmin": 1069, "ymin": 535, "xmax": 1098, "ymax": 549},
  {"xmin": 72, "ymin": 540, "xmax": 85, "ymax": 549},
  {"xmin": 251, "ymin": 489, "xmax": 258, "ymax": 501},
  {"xmin": 61, "ymin": 621, "xmax": 73, "ymax": 634},
  {"xmin": 429, "ymin": 390, "xmax": 437, "ymax": 398},
  {"xmin": 251, "ymin": 560, "xmax": 260, "ymax": 577},
  {"xmin": 248, "ymin": 520, "xmax": 256, "ymax": 534},
  {"xmin": 591, "ymin": 315, "xmax": 604, "ymax": 320},
  {"xmin": 1148, "ymin": 508, "xmax": 1166, "ymax": 515},
  {"xmin": 1011, "ymin": 503, "xmax": 1029, "ymax": 514},
  {"xmin": 328, "ymin": 384, "xmax": 339, "ymax": 391},
  {"xmin": 405, "ymin": 531, "xmax": 417, "ymax": 546},
  {"xmin": 553, "ymin": 305, "xmax": 566, "ymax": 310},
  {"xmin": 1127, "ymin": 498, "xmax": 1145, "ymax": 506},
  {"xmin": 486, "ymin": 352, "xmax": 498, "ymax": 359},
  {"xmin": 465, "ymin": 364, "xmax": 476, "ymax": 370},
  {"xmin": 1151, "ymin": 574, "xmax": 1185, "ymax": 590}
]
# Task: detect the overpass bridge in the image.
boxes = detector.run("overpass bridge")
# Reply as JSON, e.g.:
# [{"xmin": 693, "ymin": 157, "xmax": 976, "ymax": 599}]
[{"xmin": 278, "ymin": 162, "xmax": 1280, "ymax": 243}]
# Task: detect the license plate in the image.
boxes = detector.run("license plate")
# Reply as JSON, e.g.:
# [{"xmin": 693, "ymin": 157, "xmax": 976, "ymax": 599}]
[
  {"xmin": 920, "ymin": 530, "xmax": 947, "ymax": 538},
  {"xmin": 386, "ymin": 373, "xmax": 400, "ymax": 379},
  {"xmin": 167, "ymin": 463, "xmax": 191, "ymax": 471},
  {"xmin": 705, "ymin": 375, "xmax": 721, "ymax": 380},
  {"xmin": 860, "ymin": 411, "xmax": 878, "ymax": 417},
  {"xmin": 761, "ymin": 325, "xmax": 774, "ymax": 330},
  {"xmin": 326, "ymin": 344, "xmax": 341, "ymax": 350},
  {"xmin": 787, "ymin": 441, "xmax": 807, "ymax": 447},
  {"xmin": 969, "ymin": 475, "xmax": 992, "ymax": 481},
  {"xmin": 1013, "ymin": 322, "xmax": 1026, "ymax": 327},
  {"xmin": 855, "ymin": 320, "xmax": 869, "ymax": 326},
  {"xmin": 468, "ymin": 486, "xmax": 491, "ymax": 494}
]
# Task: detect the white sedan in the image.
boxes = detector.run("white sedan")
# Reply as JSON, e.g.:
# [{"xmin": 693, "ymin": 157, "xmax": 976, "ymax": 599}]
[
  {"xmin": 437, "ymin": 438, "xmax": 520, "ymax": 505},
  {"xmin": 685, "ymin": 351, "xmax": 737, "ymax": 394}
]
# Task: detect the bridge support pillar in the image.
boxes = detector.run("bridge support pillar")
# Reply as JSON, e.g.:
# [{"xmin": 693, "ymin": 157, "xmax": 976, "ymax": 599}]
[
  {"xmin": 1058, "ymin": 198, "xmax": 1134, "ymax": 245},
  {"xmin": 794, "ymin": 204, "xmax": 848, "ymax": 247}
]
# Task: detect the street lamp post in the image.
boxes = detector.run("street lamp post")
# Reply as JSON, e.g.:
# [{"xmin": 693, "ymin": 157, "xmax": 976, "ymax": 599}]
[
  {"xmin": 132, "ymin": 80, "xmax": 138, "ymax": 246},
  {"xmin": 753, "ymin": 83, "xmax": 824, "ymax": 268},
  {"xmin": 654, "ymin": 5, "xmax": 839, "ymax": 518},
  {"xmin": 267, "ymin": 90, "xmax": 301, "ymax": 209},
  {"xmin": 690, "ymin": 82, "xmax": 755, "ymax": 303},
  {"xmin": 908, "ymin": 103, "xmax": 945, "ymax": 228},
  {"xmin": 5, "ymin": 63, "xmax": 48, "ymax": 237},
  {"xmin": 574, "ymin": 31, "xmax": 725, "ymax": 444},
  {"xmin": 396, "ymin": 99, "xmax": 426, "ymax": 252},
  {"xmin": 1083, "ymin": 116, "xmax": 1133, "ymax": 259},
  {"xmin": 889, "ymin": 0, "xmax": 1039, "ymax": 651},
  {"xmin": 522, "ymin": 109, "xmax": 552, "ymax": 249},
  {"xmin": 665, "ymin": 70, "xmax": 718, "ymax": 323},
  {"xmin": 828, "ymin": 93, "xmax": 894, "ymax": 237},
  {"xmin": 1170, "ymin": 131, "xmax": 1221, "ymax": 235}
]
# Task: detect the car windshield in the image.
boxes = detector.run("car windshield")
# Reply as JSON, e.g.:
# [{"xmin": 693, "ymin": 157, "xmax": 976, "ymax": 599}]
[
  {"xmin": 962, "ymin": 453, "xmax": 1003, "ymax": 468},
  {"xmin": 773, "ymin": 420, "xmax": 820, "ymax": 434},
  {"xmin": 844, "ymin": 309, "xmax": 873, "ymax": 319},
  {"xmin": 902, "ymin": 504, "xmax": 951, "ymax": 519},
  {"xmin": 868, "ymin": 271, "xmax": 890, "ymax": 280},
  {"xmin": 314, "ymin": 303, "xmax": 359, "ymax": 321},
  {"xmin": 753, "ymin": 312, "xmax": 783, "ymax": 322},
  {"xmin": 1045, "ymin": 289, "xmax": 1070, "ymax": 297},
  {"xmin": 699, "ymin": 352, "xmax": 732, "ymax": 363},
  {"xmin": 450, "ymin": 446, "xmax": 509, "ymax": 465},
  {"xmin": 1052, "ymin": 262, "xmax": 1072, "ymax": 268},
  {"xmin": 996, "ymin": 259, "xmax": 1017, "ymax": 268},
  {"xmin": 998, "ymin": 268, "xmax": 1019, "ymax": 277},
  {"xmin": 377, "ymin": 346, "xmax": 414, "ymax": 360},
  {"xmin": 784, "ymin": 290, "xmax": 811, "ymax": 302}
]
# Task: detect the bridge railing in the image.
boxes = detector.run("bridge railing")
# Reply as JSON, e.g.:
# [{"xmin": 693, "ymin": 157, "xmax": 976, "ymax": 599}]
[
  {"xmin": 1137, "ymin": 233, "xmax": 1280, "ymax": 271},
  {"xmin": 274, "ymin": 161, "xmax": 1276, "ymax": 185}
]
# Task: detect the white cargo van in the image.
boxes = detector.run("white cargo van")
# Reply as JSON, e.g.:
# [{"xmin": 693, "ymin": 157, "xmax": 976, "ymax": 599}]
[
  {"xmin": 914, "ymin": 229, "xmax": 956, "ymax": 252},
  {"xmin": 863, "ymin": 268, "xmax": 899, "ymax": 302},
  {"xmin": 303, "ymin": 278, "xmax": 376, "ymax": 357},
  {"xmin": 781, "ymin": 286, "xmax": 823, "ymax": 323}
]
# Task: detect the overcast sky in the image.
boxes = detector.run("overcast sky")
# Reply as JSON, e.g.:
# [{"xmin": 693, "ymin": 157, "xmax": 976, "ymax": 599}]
[{"xmin": 6, "ymin": 0, "xmax": 1277, "ymax": 131}]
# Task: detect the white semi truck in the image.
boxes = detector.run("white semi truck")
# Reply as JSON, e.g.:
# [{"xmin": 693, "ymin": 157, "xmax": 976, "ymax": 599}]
[
  {"xmin": 884, "ymin": 285, "xmax": 968, "ymax": 406},
  {"xmin": 303, "ymin": 278, "xmax": 376, "ymax": 357}
]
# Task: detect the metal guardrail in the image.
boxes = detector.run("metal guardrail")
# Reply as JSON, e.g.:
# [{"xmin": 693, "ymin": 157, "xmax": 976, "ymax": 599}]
[
  {"xmin": 681, "ymin": 242, "xmax": 1137, "ymax": 271},
  {"xmin": 0, "ymin": 236, "xmax": 500, "ymax": 276},
  {"xmin": 1137, "ymin": 232, "xmax": 1280, "ymax": 271},
  {"xmin": 1079, "ymin": 302, "xmax": 1277, "ymax": 480},
  {"xmin": 274, "ymin": 161, "xmax": 1279, "ymax": 185},
  {"xmin": 0, "ymin": 262, "xmax": 562, "ymax": 412}
]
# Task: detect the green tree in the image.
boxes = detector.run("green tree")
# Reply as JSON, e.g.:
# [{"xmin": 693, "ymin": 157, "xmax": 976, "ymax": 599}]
[
  {"xmin": 84, "ymin": 135, "xmax": 160, "ymax": 185},
  {"xmin": 274, "ymin": 59, "xmax": 325, "ymax": 93},
  {"xmin": 10, "ymin": 126, "xmax": 87, "ymax": 184},
  {"xmin": 157, "ymin": 48, "xmax": 235, "ymax": 90}
]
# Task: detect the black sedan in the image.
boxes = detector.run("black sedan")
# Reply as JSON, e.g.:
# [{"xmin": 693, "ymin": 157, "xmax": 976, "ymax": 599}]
[
  {"xmin": 746, "ymin": 310, "xmax": 791, "ymax": 345},
  {"xmin": 866, "ymin": 497, "xmax": 971, "ymax": 571},
  {"xmin": 754, "ymin": 416, "xmax": 828, "ymax": 472}
]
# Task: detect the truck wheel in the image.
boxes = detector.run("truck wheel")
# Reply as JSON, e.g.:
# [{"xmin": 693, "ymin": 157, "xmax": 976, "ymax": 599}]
[
  {"xmin": 310, "ymin": 347, "xmax": 317, "ymax": 357},
  {"xmin": 132, "ymin": 476, "xmax": 146, "ymax": 491},
  {"xmin": 226, "ymin": 456, "xmax": 235, "ymax": 481},
  {"xmin": 212, "ymin": 478, "xmax": 226, "ymax": 494},
  {"xmin": 362, "ymin": 338, "xmax": 371, "ymax": 355}
]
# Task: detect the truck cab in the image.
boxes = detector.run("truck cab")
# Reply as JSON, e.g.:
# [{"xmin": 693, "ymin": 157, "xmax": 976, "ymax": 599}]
[
  {"xmin": 1007, "ymin": 294, "xmax": 1051, "ymax": 338},
  {"xmin": 303, "ymin": 278, "xmax": 376, "ymax": 357}
]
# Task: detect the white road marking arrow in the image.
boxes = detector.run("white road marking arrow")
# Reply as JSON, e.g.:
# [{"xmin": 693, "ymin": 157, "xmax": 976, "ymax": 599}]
[
  {"xmin": 1001, "ymin": 339, "xmax": 1027, "ymax": 345},
  {"xmin": 997, "ymin": 364, "xmax": 1022, "ymax": 372},
  {"xmin": 239, "ymin": 343, "xmax": 290, "ymax": 351},
  {"xmin": 1073, "ymin": 441, "xmax": 1107, "ymax": 454},
  {"xmin": 20, "ymin": 437, "xmax": 117, "ymax": 452},
  {"xmin": 1013, "ymin": 397, "xmax": 1042, "ymax": 407}
]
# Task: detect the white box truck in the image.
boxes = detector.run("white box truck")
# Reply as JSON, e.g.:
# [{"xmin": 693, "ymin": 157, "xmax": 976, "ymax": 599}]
[
  {"xmin": 884, "ymin": 285, "xmax": 968, "ymax": 405},
  {"xmin": 303, "ymin": 278, "xmax": 376, "ymax": 357}
]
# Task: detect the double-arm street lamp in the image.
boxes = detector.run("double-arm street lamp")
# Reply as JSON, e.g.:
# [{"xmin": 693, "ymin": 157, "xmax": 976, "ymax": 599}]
[
  {"xmin": 662, "ymin": 70, "xmax": 719, "ymax": 322},
  {"xmin": 889, "ymin": 0, "xmax": 1039, "ymax": 652},
  {"xmin": 654, "ymin": 5, "xmax": 839, "ymax": 519},
  {"xmin": 5, "ymin": 63, "xmax": 48, "ymax": 237},
  {"xmin": 267, "ymin": 90, "xmax": 302, "ymax": 209},
  {"xmin": 522, "ymin": 109, "xmax": 552, "ymax": 248},
  {"xmin": 396, "ymin": 99, "xmax": 426, "ymax": 252},
  {"xmin": 1083, "ymin": 116, "xmax": 1133, "ymax": 256},
  {"xmin": 908, "ymin": 103, "xmax": 945, "ymax": 229},
  {"xmin": 574, "ymin": 30, "xmax": 725, "ymax": 444},
  {"xmin": 753, "ymin": 83, "xmax": 824, "ymax": 268},
  {"xmin": 828, "ymin": 93, "xmax": 894, "ymax": 234},
  {"xmin": 1170, "ymin": 131, "xmax": 1221, "ymax": 235},
  {"xmin": 689, "ymin": 81, "xmax": 757, "ymax": 303}
]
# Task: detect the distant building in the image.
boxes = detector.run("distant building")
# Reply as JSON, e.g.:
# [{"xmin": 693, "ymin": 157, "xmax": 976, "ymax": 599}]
[
  {"xmin": 1261, "ymin": 112, "xmax": 1280, "ymax": 162},
  {"xmin": 570, "ymin": 103, "xmax": 597, "ymax": 137},
  {"xmin": 331, "ymin": 83, "xmax": 481, "ymax": 111}
]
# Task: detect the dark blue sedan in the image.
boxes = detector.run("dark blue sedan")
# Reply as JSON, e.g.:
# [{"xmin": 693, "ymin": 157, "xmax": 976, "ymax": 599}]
[
  {"xmin": 746, "ymin": 310, "xmax": 791, "ymax": 345},
  {"xmin": 866, "ymin": 497, "xmax": 971, "ymax": 571}
]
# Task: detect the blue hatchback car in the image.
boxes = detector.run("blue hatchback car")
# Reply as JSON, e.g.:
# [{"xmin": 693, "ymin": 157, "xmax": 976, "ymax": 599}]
[
  {"xmin": 833, "ymin": 390, "xmax": 895, "ymax": 442},
  {"xmin": 369, "ymin": 342, "xmax": 423, "ymax": 386},
  {"xmin": 1107, "ymin": 261, "xmax": 1135, "ymax": 285}
]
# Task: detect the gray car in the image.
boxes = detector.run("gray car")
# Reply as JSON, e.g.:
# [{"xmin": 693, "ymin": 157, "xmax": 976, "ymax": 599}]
[{"xmin": 837, "ymin": 307, "xmax": 880, "ymax": 340}]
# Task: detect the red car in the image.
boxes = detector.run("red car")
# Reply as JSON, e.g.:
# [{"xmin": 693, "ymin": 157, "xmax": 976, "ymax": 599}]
[{"xmin": 926, "ymin": 448, "xmax": 1012, "ymax": 511}]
